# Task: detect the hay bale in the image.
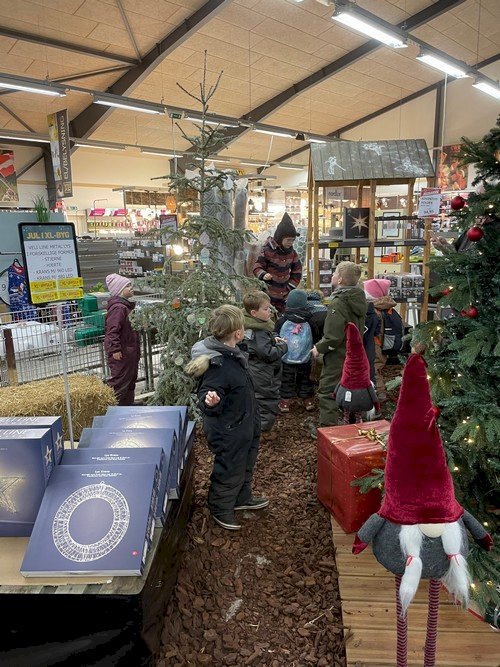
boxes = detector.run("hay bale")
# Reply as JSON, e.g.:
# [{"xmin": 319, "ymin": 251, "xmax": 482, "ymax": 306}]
[{"xmin": 0, "ymin": 375, "xmax": 116, "ymax": 440}]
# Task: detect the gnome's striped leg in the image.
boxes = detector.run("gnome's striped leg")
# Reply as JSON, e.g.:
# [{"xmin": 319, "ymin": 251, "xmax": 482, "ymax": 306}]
[
  {"xmin": 354, "ymin": 411, "xmax": 363, "ymax": 423},
  {"xmin": 342, "ymin": 409, "xmax": 350, "ymax": 424},
  {"xmin": 395, "ymin": 574, "xmax": 408, "ymax": 667},
  {"xmin": 423, "ymin": 579, "xmax": 441, "ymax": 667}
]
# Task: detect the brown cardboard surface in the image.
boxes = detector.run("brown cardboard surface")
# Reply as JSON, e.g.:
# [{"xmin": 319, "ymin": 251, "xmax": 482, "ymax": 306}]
[{"xmin": 0, "ymin": 537, "xmax": 110, "ymax": 587}]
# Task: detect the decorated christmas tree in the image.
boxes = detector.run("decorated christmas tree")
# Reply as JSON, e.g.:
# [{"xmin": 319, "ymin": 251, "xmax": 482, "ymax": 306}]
[
  {"xmin": 412, "ymin": 117, "xmax": 499, "ymax": 615},
  {"xmin": 133, "ymin": 55, "xmax": 254, "ymax": 408}
]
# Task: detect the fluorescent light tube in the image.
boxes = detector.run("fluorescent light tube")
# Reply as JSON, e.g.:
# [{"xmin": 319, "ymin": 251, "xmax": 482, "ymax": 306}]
[
  {"xmin": 308, "ymin": 137, "xmax": 327, "ymax": 144},
  {"xmin": 0, "ymin": 133, "xmax": 50, "ymax": 143},
  {"xmin": 0, "ymin": 74, "xmax": 66, "ymax": 97},
  {"xmin": 332, "ymin": 10, "xmax": 407, "ymax": 48},
  {"xmin": 185, "ymin": 116, "xmax": 239, "ymax": 128},
  {"xmin": 472, "ymin": 80, "xmax": 500, "ymax": 100},
  {"xmin": 254, "ymin": 129, "xmax": 296, "ymax": 139},
  {"xmin": 278, "ymin": 164, "xmax": 304, "ymax": 171},
  {"xmin": 416, "ymin": 52, "xmax": 469, "ymax": 78},
  {"xmin": 140, "ymin": 148, "xmax": 177, "ymax": 157},
  {"xmin": 241, "ymin": 161, "xmax": 269, "ymax": 167},
  {"xmin": 74, "ymin": 141, "xmax": 125, "ymax": 151},
  {"xmin": 93, "ymin": 94, "xmax": 165, "ymax": 115},
  {"xmin": 195, "ymin": 156, "xmax": 231, "ymax": 163}
]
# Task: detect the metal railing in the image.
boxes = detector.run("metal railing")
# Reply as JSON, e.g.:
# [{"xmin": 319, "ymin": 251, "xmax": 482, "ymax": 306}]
[{"xmin": 0, "ymin": 302, "xmax": 164, "ymax": 392}]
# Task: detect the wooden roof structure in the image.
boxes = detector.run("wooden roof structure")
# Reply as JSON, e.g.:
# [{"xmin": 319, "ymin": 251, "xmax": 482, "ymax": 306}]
[{"xmin": 310, "ymin": 139, "xmax": 435, "ymax": 185}]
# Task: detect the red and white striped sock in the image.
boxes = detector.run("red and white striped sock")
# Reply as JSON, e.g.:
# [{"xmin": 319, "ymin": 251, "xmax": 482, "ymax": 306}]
[
  {"xmin": 424, "ymin": 579, "xmax": 441, "ymax": 667},
  {"xmin": 395, "ymin": 574, "xmax": 408, "ymax": 667}
]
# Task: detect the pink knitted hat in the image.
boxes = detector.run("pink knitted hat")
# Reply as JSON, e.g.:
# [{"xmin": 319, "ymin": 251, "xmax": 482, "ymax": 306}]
[
  {"xmin": 364, "ymin": 278, "xmax": 391, "ymax": 299},
  {"xmin": 106, "ymin": 273, "xmax": 131, "ymax": 297}
]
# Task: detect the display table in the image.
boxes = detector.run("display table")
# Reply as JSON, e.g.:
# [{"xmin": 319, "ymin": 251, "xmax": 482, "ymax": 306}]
[{"xmin": 0, "ymin": 446, "xmax": 195, "ymax": 667}]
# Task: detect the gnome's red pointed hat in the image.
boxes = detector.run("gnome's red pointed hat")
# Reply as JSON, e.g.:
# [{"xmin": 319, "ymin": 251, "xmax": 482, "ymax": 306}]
[
  {"xmin": 378, "ymin": 354, "xmax": 463, "ymax": 524},
  {"xmin": 340, "ymin": 323, "xmax": 372, "ymax": 389}
]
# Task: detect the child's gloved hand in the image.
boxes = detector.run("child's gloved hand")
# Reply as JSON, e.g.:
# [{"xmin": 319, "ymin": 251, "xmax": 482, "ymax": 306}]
[
  {"xmin": 112, "ymin": 351, "xmax": 123, "ymax": 360},
  {"xmin": 205, "ymin": 391, "xmax": 221, "ymax": 407}
]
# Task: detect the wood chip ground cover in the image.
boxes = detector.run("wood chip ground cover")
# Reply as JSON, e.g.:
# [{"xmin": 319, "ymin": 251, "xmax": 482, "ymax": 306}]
[{"xmin": 159, "ymin": 407, "xmax": 347, "ymax": 667}]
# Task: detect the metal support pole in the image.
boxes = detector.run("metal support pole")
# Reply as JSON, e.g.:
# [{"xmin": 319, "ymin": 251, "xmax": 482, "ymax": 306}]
[{"xmin": 57, "ymin": 304, "xmax": 75, "ymax": 448}]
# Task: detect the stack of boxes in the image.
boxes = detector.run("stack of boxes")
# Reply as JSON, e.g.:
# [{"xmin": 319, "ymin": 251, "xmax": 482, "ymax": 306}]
[
  {"xmin": 75, "ymin": 294, "xmax": 106, "ymax": 346},
  {"xmin": 318, "ymin": 259, "xmax": 333, "ymax": 297},
  {"xmin": 377, "ymin": 272, "xmax": 424, "ymax": 302}
]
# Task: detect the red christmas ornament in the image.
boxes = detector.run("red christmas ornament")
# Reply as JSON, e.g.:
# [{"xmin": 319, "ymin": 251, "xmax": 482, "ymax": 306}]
[
  {"xmin": 450, "ymin": 195, "xmax": 466, "ymax": 211},
  {"xmin": 441, "ymin": 287, "xmax": 452, "ymax": 296},
  {"xmin": 466, "ymin": 226, "xmax": 484, "ymax": 242},
  {"xmin": 171, "ymin": 297, "xmax": 181, "ymax": 309},
  {"xmin": 460, "ymin": 305, "xmax": 479, "ymax": 318}
]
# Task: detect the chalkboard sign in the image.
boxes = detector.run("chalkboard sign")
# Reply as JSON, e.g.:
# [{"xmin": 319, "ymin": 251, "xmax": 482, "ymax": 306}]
[{"xmin": 19, "ymin": 223, "xmax": 82, "ymax": 304}]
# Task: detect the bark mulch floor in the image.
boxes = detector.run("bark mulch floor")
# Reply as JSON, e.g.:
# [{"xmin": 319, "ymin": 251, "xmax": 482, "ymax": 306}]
[{"xmin": 158, "ymin": 406, "xmax": 347, "ymax": 667}]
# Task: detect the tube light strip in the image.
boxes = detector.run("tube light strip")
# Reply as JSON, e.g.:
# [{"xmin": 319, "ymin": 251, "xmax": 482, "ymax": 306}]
[
  {"xmin": 0, "ymin": 133, "xmax": 50, "ymax": 143},
  {"xmin": 278, "ymin": 164, "xmax": 305, "ymax": 171},
  {"xmin": 0, "ymin": 73, "xmax": 66, "ymax": 97},
  {"xmin": 416, "ymin": 52, "xmax": 469, "ymax": 78},
  {"xmin": 140, "ymin": 148, "xmax": 178, "ymax": 156},
  {"xmin": 254, "ymin": 128, "xmax": 296, "ymax": 139},
  {"xmin": 185, "ymin": 115, "xmax": 239, "ymax": 128},
  {"xmin": 74, "ymin": 141, "xmax": 125, "ymax": 151},
  {"xmin": 472, "ymin": 80, "xmax": 500, "ymax": 100},
  {"xmin": 332, "ymin": 8, "xmax": 407, "ymax": 48},
  {"xmin": 93, "ymin": 94, "xmax": 165, "ymax": 115}
]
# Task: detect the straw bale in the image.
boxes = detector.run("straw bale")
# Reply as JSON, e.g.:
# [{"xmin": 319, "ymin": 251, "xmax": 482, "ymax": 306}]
[{"xmin": 0, "ymin": 375, "xmax": 116, "ymax": 440}]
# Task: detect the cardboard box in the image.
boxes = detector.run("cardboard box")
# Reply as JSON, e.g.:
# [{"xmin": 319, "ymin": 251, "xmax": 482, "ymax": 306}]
[
  {"xmin": 0, "ymin": 428, "xmax": 54, "ymax": 536},
  {"xmin": 0, "ymin": 416, "xmax": 64, "ymax": 465},
  {"xmin": 317, "ymin": 421, "xmax": 389, "ymax": 533}
]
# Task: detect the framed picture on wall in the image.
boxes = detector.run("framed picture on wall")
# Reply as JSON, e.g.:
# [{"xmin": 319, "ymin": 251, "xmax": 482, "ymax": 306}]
[
  {"xmin": 377, "ymin": 211, "xmax": 403, "ymax": 240},
  {"xmin": 343, "ymin": 207, "xmax": 370, "ymax": 241}
]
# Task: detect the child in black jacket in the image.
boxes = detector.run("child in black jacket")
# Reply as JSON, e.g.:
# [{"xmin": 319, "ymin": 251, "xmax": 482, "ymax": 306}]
[
  {"xmin": 186, "ymin": 305, "xmax": 267, "ymax": 531},
  {"xmin": 275, "ymin": 289, "xmax": 326, "ymax": 413},
  {"xmin": 241, "ymin": 291, "xmax": 288, "ymax": 433}
]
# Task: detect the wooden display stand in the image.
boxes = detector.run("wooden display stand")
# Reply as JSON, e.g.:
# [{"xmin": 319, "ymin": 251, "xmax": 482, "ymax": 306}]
[
  {"xmin": 306, "ymin": 141, "xmax": 435, "ymax": 322},
  {"xmin": 0, "ymin": 446, "xmax": 195, "ymax": 667}
]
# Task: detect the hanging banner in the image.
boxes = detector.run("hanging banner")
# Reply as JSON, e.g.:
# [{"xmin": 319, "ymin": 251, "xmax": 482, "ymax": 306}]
[
  {"xmin": 47, "ymin": 109, "xmax": 73, "ymax": 199},
  {"xmin": 19, "ymin": 223, "xmax": 82, "ymax": 304},
  {"xmin": 438, "ymin": 144, "xmax": 468, "ymax": 191},
  {"xmin": 0, "ymin": 150, "xmax": 19, "ymax": 203},
  {"xmin": 417, "ymin": 187, "xmax": 442, "ymax": 217}
]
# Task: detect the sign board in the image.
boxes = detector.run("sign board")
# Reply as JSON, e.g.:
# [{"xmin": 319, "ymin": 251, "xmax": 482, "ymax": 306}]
[
  {"xmin": 160, "ymin": 213, "xmax": 178, "ymax": 243},
  {"xmin": 417, "ymin": 187, "xmax": 441, "ymax": 217},
  {"xmin": 47, "ymin": 109, "xmax": 73, "ymax": 198},
  {"xmin": 19, "ymin": 223, "xmax": 83, "ymax": 304}
]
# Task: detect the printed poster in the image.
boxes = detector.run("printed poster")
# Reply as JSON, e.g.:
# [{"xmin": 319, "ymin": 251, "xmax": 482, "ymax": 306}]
[
  {"xmin": 438, "ymin": 144, "xmax": 468, "ymax": 191},
  {"xmin": 0, "ymin": 150, "xmax": 19, "ymax": 202},
  {"xmin": 47, "ymin": 109, "xmax": 73, "ymax": 199}
]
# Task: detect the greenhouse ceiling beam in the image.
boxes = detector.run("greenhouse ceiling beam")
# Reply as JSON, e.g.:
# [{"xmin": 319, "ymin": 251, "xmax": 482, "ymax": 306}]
[
  {"xmin": 270, "ymin": 51, "xmax": 500, "ymax": 167},
  {"xmin": 0, "ymin": 26, "xmax": 139, "ymax": 66},
  {"xmin": 219, "ymin": 0, "xmax": 466, "ymax": 149},
  {"xmin": 70, "ymin": 0, "xmax": 232, "ymax": 139}
]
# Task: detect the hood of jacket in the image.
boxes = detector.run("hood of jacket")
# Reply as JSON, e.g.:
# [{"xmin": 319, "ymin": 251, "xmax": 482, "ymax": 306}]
[
  {"xmin": 281, "ymin": 306, "xmax": 312, "ymax": 323},
  {"xmin": 331, "ymin": 286, "xmax": 367, "ymax": 318},
  {"xmin": 107, "ymin": 295, "xmax": 135, "ymax": 312},
  {"xmin": 243, "ymin": 311, "xmax": 275, "ymax": 332},
  {"xmin": 186, "ymin": 336, "xmax": 248, "ymax": 378},
  {"xmin": 374, "ymin": 295, "xmax": 397, "ymax": 310}
]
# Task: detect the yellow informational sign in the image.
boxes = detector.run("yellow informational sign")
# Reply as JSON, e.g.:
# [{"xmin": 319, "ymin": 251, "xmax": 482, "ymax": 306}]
[{"xmin": 19, "ymin": 223, "xmax": 82, "ymax": 304}]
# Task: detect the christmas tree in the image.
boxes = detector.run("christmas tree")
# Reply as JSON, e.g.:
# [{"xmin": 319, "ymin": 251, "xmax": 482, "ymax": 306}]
[
  {"xmin": 133, "ymin": 54, "xmax": 254, "ymax": 408},
  {"xmin": 412, "ymin": 117, "xmax": 500, "ymax": 614}
]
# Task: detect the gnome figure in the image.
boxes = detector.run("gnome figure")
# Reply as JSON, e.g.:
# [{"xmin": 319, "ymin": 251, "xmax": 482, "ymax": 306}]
[
  {"xmin": 352, "ymin": 354, "xmax": 493, "ymax": 667},
  {"xmin": 334, "ymin": 323, "xmax": 379, "ymax": 424}
]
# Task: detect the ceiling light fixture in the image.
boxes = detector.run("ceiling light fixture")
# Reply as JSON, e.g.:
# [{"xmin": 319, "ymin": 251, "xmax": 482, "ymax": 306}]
[
  {"xmin": 74, "ymin": 140, "xmax": 125, "ymax": 151},
  {"xmin": 0, "ymin": 131, "xmax": 50, "ymax": 143},
  {"xmin": 185, "ymin": 115, "xmax": 239, "ymax": 128},
  {"xmin": 93, "ymin": 93, "xmax": 165, "ymax": 115},
  {"xmin": 308, "ymin": 137, "xmax": 327, "ymax": 144},
  {"xmin": 332, "ymin": 3, "xmax": 407, "ymax": 49},
  {"xmin": 472, "ymin": 78, "xmax": 500, "ymax": 100},
  {"xmin": 0, "ymin": 73, "xmax": 66, "ymax": 97},
  {"xmin": 416, "ymin": 51, "xmax": 469, "ymax": 78},
  {"xmin": 278, "ymin": 164, "xmax": 305, "ymax": 171},
  {"xmin": 254, "ymin": 128, "xmax": 296, "ymax": 139},
  {"xmin": 241, "ymin": 161, "xmax": 269, "ymax": 167},
  {"xmin": 195, "ymin": 156, "xmax": 231, "ymax": 163},
  {"xmin": 140, "ymin": 148, "xmax": 178, "ymax": 157}
]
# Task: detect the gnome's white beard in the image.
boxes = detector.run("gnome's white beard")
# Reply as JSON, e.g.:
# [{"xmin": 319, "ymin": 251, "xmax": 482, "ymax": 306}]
[{"xmin": 398, "ymin": 522, "xmax": 470, "ymax": 616}]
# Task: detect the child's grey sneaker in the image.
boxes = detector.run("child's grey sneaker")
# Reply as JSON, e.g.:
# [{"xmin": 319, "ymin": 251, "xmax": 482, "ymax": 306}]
[
  {"xmin": 234, "ymin": 497, "xmax": 270, "ymax": 511},
  {"xmin": 212, "ymin": 513, "xmax": 242, "ymax": 530}
]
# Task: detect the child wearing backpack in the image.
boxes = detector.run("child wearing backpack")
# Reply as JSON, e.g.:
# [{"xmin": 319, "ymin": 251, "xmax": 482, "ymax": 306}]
[
  {"xmin": 241, "ymin": 291, "xmax": 288, "ymax": 433},
  {"xmin": 363, "ymin": 278, "xmax": 404, "ymax": 402},
  {"xmin": 275, "ymin": 289, "xmax": 326, "ymax": 413}
]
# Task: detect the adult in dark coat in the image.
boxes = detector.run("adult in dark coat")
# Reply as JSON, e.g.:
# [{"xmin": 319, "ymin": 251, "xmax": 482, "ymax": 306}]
[
  {"xmin": 253, "ymin": 213, "xmax": 302, "ymax": 313},
  {"xmin": 104, "ymin": 273, "xmax": 140, "ymax": 406},
  {"xmin": 363, "ymin": 301, "xmax": 381, "ymax": 384}
]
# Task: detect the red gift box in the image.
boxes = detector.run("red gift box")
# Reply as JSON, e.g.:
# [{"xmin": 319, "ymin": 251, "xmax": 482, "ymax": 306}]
[{"xmin": 317, "ymin": 421, "xmax": 389, "ymax": 533}]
